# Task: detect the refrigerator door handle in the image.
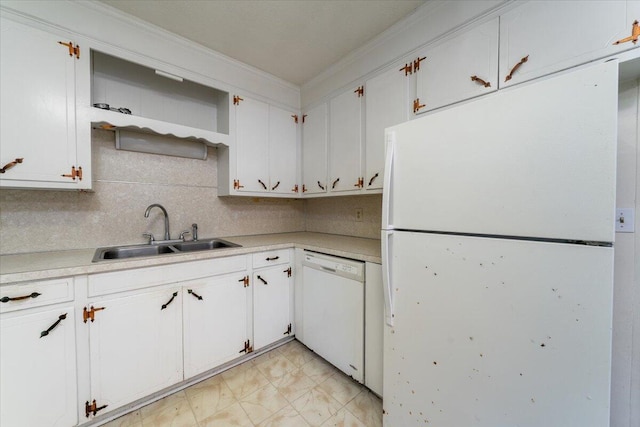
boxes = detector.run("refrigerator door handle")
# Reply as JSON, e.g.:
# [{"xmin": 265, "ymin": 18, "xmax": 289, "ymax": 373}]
[
  {"xmin": 381, "ymin": 230, "xmax": 394, "ymax": 326},
  {"xmin": 381, "ymin": 131, "xmax": 396, "ymax": 230}
]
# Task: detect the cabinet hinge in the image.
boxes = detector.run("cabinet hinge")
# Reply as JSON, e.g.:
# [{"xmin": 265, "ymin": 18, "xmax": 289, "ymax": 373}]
[
  {"xmin": 302, "ymin": 114, "xmax": 308, "ymax": 123},
  {"xmin": 291, "ymin": 184, "xmax": 299, "ymax": 193},
  {"xmin": 85, "ymin": 399, "xmax": 108, "ymax": 418},
  {"xmin": 83, "ymin": 306, "xmax": 105, "ymax": 323},
  {"xmin": 291, "ymin": 114, "xmax": 299, "ymax": 123},
  {"xmin": 353, "ymin": 177, "xmax": 364, "ymax": 188},
  {"xmin": 399, "ymin": 63, "xmax": 413, "ymax": 76},
  {"xmin": 283, "ymin": 266, "xmax": 292, "ymax": 277},
  {"xmin": 233, "ymin": 179, "xmax": 244, "ymax": 190},
  {"xmin": 61, "ymin": 166, "xmax": 83, "ymax": 181},
  {"xmin": 413, "ymin": 98, "xmax": 426, "ymax": 114},
  {"xmin": 302, "ymin": 184, "xmax": 307, "ymax": 193},
  {"xmin": 238, "ymin": 275, "xmax": 250, "ymax": 287},
  {"xmin": 354, "ymin": 86, "xmax": 364, "ymax": 97},
  {"xmin": 613, "ymin": 20, "xmax": 639, "ymax": 45},
  {"xmin": 413, "ymin": 56, "xmax": 426, "ymax": 72},
  {"xmin": 239, "ymin": 339, "xmax": 253, "ymax": 354},
  {"xmin": 58, "ymin": 41, "xmax": 80, "ymax": 59},
  {"xmin": 233, "ymin": 95, "xmax": 244, "ymax": 105},
  {"xmin": 283, "ymin": 323, "xmax": 292, "ymax": 335}
]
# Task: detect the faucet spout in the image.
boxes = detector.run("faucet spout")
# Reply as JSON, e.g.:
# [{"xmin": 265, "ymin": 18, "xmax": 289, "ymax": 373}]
[{"xmin": 144, "ymin": 204, "xmax": 170, "ymax": 240}]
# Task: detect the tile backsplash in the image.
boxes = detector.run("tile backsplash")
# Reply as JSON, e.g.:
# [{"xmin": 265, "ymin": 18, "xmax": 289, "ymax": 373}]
[{"xmin": 0, "ymin": 130, "xmax": 381, "ymax": 255}]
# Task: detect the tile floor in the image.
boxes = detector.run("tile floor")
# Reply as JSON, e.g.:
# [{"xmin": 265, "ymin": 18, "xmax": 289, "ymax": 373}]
[{"xmin": 102, "ymin": 340, "xmax": 382, "ymax": 426}]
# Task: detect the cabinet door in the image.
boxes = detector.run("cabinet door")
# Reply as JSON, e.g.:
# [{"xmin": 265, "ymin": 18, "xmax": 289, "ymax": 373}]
[
  {"xmin": 1, "ymin": 307, "xmax": 77, "ymax": 427},
  {"xmin": 235, "ymin": 96, "xmax": 269, "ymax": 192},
  {"xmin": 0, "ymin": 17, "xmax": 81, "ymax": 188},
  {"xmin": 183, "ymin": 274, "xmax": 250, "ymax": 378},
  {"xmin": 365, "ymin": 66, "xmax": 410, "ymax": 190},
  {"xmin": 329, "ymin": 86, "xmax": 363, "ymax": 193},
  {"xmin": 88, "ymin": 287, "xmax": 183, "ymax": 414},
  {"xmin": 499, "ymin": 1, "xmax": 640, "ymax": 87},
  {"xmin": 416, "ymin": 18, "xmax": 498, "ymax": 114},
  {"xmin": 269, "ymin": 106, "xmax": 298, "ymax": 195},
  {"xmin": 302, "ymin": 103, "xmax": 328, "ymax": 195},
  {"xmin": 253, "ymin": 265, "xmax": 292, "ymax": 350}
]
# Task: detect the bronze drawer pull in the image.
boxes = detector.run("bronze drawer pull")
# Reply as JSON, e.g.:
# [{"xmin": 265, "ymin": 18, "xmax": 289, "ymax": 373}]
[
  {"xmin": 271, "ymin": 181, "xmax": 280, "ymax": 190},
  {"xmin": 258, "ymin": 179, "xmax": 267, "ymax": 190},
  {"xmin": 317, "ymin": 181, "xmax": 325, "ymax": 190},
  {"xmin": 266, "ymin": 256, "xmax": 280, "ymax": 261},
  {"xmin": 40, "ymin": 313, "xmax": 67, "ymax": 338},
  {"xmin": 505, "ymin": 55, "xmax": 529, "ymax": 82},
  {"xmin": 161, "ymin": 291, "xmax": 178, "ymax": 310},
  {"xmin": 257, "ymin": 275, "xmax": 268, "ymax": 285},
  {"xmin": 471, "ymin": 75, "xmax": 491, "ymax": 87},
  {"xmin": 187, "ymin": 289, "xmax": 203, "ymax": 301},
  {"xmin": 1, "ymin": 291, "xmax": 41, "ymax": 303},
  {"xmin": 332, "ymin": 178, "xmax": 340, "ymax": 189},
  {"xmin": 0, "ymin": 158, "xmax": 24, "ymax": 173},
  {"xmin": 368, "ymin": 173, "xmax": 379, "ymax": 186}
]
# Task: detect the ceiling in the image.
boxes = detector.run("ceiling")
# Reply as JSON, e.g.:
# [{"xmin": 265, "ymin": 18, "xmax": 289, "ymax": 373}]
[{"xmin": 98, "ymin": 0, "xmax": 427, "ymax": 86}]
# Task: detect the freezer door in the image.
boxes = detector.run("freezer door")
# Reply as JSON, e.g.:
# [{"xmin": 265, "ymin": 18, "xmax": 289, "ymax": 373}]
[
  {"xmin": 383, "ymin": 231, "xmax": 613, "ymax": 427},
  {"xmin": 386, "ymin": 61, "xmax": 618, "ymax": 243}
]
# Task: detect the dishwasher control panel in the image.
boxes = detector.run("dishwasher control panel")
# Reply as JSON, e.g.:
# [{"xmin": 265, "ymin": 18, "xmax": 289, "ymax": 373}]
[{"xmin": 302, "ymin": 251, "xmax": 364, "ymax": 282}]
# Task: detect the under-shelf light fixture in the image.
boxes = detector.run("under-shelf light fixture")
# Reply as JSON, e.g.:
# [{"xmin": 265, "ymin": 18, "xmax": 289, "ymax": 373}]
[
  {"xmin": 115, "ymin": 130, "xmax": 208, "ymax": 160},
  {"xmin": 154, "ymin": 69, "xmax": 184, "ymax": 82}
]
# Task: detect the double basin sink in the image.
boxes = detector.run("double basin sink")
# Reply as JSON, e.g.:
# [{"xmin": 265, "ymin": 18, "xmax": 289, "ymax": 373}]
[{"xmin": 92, "ymin": 238, "xmax": 240, "ymax": 262}]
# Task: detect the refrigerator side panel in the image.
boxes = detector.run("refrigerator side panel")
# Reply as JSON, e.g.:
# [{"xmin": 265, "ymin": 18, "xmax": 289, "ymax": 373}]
[
  {"xmin": 388, "ymin": 61, "xmax": 618, "ymax": 242},
  {"xmin": 383, "ymin": 232, "xmax": 613, "ymax": 427}
]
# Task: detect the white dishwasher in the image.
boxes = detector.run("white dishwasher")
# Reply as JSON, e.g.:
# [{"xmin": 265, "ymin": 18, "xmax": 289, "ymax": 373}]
[{"xmin": 301, "ymin": 251, "xmax": 364, "ymax": 383}]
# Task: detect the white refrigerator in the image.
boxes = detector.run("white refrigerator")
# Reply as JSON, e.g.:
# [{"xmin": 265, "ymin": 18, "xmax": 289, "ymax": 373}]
[{"xmin": 381, "ymin": 61, "xmax": 618, "ymax": 427}]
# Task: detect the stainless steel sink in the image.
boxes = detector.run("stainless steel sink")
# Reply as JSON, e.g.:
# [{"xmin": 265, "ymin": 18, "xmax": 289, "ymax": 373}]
[
  {"xmin": 171, "ymin": 238, "xmax": 240, "ymax": 252},
  {"xmin": 92, "ymin": 238, "xmax": 241, "ymax": 262}
]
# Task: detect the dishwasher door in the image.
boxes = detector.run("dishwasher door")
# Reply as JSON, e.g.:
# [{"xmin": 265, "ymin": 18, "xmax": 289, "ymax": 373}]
[{"xmin": 301, "ymin": 251, "xmax": 364, "ymax": 382}]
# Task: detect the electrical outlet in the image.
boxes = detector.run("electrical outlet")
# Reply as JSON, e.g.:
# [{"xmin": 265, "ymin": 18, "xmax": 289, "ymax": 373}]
[
  {"xmin": 355, "ymin": 208, "xmax": 363, "ymax": 222},
  {"xmin": 615, "ymin": 208, "xmax": 635, "ymax": 233}
]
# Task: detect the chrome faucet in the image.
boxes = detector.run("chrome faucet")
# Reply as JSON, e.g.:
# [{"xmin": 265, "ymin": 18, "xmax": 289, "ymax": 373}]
[{"xmin": 144, "ymin": 204, "xmax": 170, "ymax": 240}]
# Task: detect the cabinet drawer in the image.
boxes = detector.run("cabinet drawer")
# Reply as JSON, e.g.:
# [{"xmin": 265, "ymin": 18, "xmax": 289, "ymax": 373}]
[
  {"xmin": 0, "ymin": 278, "xmax": 74, "ymax": 313},
  {"xmin": 252, "ymin": 249, "xmax": 290, "ymax": 268},
  {"xmin": 88, "ymin": 255, "xmax": 248, "ymax": 297}
]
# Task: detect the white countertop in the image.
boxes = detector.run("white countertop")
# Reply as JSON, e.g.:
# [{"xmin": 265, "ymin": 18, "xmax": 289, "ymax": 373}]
[{"xmin": 0, "ymin": 232, "xmax": 382, "ymax": 284}]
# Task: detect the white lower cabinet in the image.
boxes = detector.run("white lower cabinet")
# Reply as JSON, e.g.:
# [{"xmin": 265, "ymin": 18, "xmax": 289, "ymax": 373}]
[
  {"xmin": 0, "ymin": 305, "xmax": 78, "ymax": 427},
  {"xmin": 253, "ymin": 263, "xmax": 293, "ymax": 350},
  {"xmin": 87, "ymin": 285, "xmax": 183, "ymax": 416},
  {"xmin": 183, "ymin": 273, "xmax": 250, "ymax": 378}
]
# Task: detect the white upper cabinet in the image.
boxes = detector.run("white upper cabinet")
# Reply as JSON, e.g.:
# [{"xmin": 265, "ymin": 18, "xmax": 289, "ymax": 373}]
[
  {"xmin": 0, "ymin": 16, "xmax": 91, "ymax": 190},
  {"xmin": 329, "ymin": 86, "xmax": 364, "ymax": 193},
  {"xmin": 268, "ymin": 105, "xmax": 299, "ymax": 195},
  {"xmin": 231, "ymin": 95, "xmax": 299, "ymax": 195},
  {"xmin": 365, "ymin": 65, "xmax": 411, "ymax": 191},
  {"xmin": 499, "ymin": 1, "xmax": 640, "ymax": 87},
  {"xmin": 302, "ymin": 103, "xmax": 328, "ymax": 195},
  {"xmin": 235, "ymin": 96, "xmax": 270, "ymax": 193},
  {"xmin": 414, "ymin": 18, "xmax": 499, "ymax": 114}
]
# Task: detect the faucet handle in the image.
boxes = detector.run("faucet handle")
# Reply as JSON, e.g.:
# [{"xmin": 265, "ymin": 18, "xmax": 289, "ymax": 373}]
[
  {"xmin": 142, "ymin": 232, "xmax": 155, "ymax": 244},
  {"xmin": 192, "ymin": 223, "xmax": 198, "ymax": 241},
  {"xmin": 179, "ymin": 230, "xmax": 191, "ymax": 241}
]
